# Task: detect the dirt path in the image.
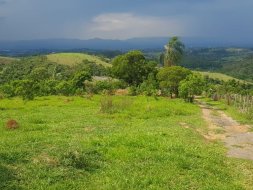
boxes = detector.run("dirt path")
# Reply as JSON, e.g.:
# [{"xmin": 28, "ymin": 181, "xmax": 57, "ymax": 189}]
[{"xmin": 197, "ymin": 100, "xmax": 253, "ymax": 160}]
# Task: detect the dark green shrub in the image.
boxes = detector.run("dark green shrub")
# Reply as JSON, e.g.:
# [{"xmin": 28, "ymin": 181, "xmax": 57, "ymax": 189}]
[
  {"xmin": 56, "ymin": 81, "xmax": 75, "ymax": 96},
  {"xmin": 128, "ymin": 86, "xmax": 138, "ymax": 96},
  {"xmin": 72, "ymin": 71, "xmax": 92, "ymax": 89},
  {"xmin": 138, "ymin": 73, "xmax": 158, "ymax": 96},
  {"xmin": 15, "ymin": 80, "xmax": 37, "ymax": 100}
]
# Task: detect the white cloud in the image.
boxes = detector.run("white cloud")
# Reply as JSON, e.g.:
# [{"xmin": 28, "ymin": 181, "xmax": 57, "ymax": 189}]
[{"xmin": 84, "ymin": 13, "xmax": 189, "ymax": 39}]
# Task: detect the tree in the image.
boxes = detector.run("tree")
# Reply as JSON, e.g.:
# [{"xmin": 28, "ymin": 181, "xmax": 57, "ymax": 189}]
[
  {"xmin": 72, "ymin": 70, "xmax": 92, "ymax": 89},
  {"xmin": 157, "ymin": 66, "xmax": 192, "ymax": 98},
  {"xmin": 111, "ymin": 51, "xmax": 157, "ymax": 85},
  {"xmin": 138, "ymin": 73, "xmax": 159, "ymax": 96},
  {"xmin": 164, "ymin": 36, "xmax": 185, "ymax": 67},
  {"xmin": 29, "ymin": 67, "xmax": 50, "ymax": 81},
  {"xmin": 15, "ymin": 80, "xmax": 37, "ymax": 100},
  {"xmin": 179, "ymin": 73, "xmax": 205, "ymax": 102}
]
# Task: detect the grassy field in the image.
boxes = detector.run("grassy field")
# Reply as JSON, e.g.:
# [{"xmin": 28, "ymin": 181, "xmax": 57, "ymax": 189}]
[
  {"xmin": 1, "ymin": 95, "xmax": 253, "ymax": 189},
  {"xmin": 198, "ymin": 71, "xmax": 251, "ymax": 83},
  {"xmin": 47, "ymin": 53, "xmax": 111, "ymax": 67},
  {"xmin": 0, "ymin": 56, "xmax": 17, "ymax": 64}
]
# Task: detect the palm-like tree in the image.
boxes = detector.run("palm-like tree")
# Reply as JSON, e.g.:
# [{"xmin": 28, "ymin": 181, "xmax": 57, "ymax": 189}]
[{"xmin": 164, "ymin": 36, "xmax": 185, "ymax": 67}]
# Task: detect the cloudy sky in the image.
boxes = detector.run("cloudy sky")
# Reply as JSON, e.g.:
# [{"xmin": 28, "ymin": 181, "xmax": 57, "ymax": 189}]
[{"xmin": 0, "ymin": 0, "xmax": 253, "ymax": 41}]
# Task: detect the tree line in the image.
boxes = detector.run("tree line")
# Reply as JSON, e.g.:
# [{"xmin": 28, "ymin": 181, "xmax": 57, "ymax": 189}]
[{"xmin": 0, "ymin": 37, "xmax": 252, "ymax": 107}]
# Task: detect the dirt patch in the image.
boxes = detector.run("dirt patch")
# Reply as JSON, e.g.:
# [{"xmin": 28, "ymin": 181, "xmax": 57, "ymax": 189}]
[
  {"xmin": 197, "ymin": 100, "xmax": 253, "ymax": 160},
  {"xmin": 33, "ymin": 153, "xmax": 59, "ymax": 167},
  {"xmin": 179, "ymin": 122, "xmax": 190, "ymax": 129},
  {"xmin": 114, "ymin": 89, "xmax": 129, "ymax": 96},
  {"xmin": 6, "ymin": 119, "xmax": 20, "ymax": 130}
]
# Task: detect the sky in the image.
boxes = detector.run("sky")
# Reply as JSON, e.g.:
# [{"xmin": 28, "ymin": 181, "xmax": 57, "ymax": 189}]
[{"xmin": 0, "ymin": 0, "xmax": 253, "ymax": 42}]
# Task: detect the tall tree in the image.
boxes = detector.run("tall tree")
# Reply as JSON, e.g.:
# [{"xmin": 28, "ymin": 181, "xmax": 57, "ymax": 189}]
[
  {"xmin": 157, "ymin": 66, "xmax": 192, "ymax": 98},
  {"xmin": 164, "ymin": 36, "xmax": 185, "ymax": 67},
  {"xmin": 111, "ymin": 50, "xmax": 157, "ymax": 85}
]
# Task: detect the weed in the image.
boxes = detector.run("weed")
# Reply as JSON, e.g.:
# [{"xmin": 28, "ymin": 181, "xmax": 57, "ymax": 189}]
[
  {"xmin": 100, "ymin": 96, "xmax": 115, "ymax": 113},
  {"xmin": 62, "ymin": 149, "xmax": 103, "ymax": 171}
]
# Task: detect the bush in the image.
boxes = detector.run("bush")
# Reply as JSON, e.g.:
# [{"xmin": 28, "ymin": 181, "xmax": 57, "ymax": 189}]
[
  {"xmin": 56, "ymin": 81, "xmax": 75, "ymax": 96},
  {"xmin": 85, "ymin": 79, "xmax": 127, "ymax": 95},
  {"xmin": 72, "ymin": 71, "xmax": 92, "ymax": 89},
  {"xmin": 0, "ymin": 83, "xmax": 15, "ymax": 98},
  {"xmin": 179, "ymin": 74, "xmax": 205, "ymax": 102},
  {"xmin": 37, "ymin": 80, "xmax": 59, "ymax": 96},
  {"xmin": 128, "ymin": 86, "xmax": 138, "ymax": 96},
  {"xmin": 137, "ymin": 73, "xmax": 158, "ymax": 96},
  {"xmin": 15, "ymin": 80, "xmax": 37, "ymax": 100}
]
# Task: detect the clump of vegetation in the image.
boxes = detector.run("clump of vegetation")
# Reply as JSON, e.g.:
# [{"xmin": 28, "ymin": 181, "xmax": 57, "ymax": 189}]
[
  {"xmin": 157, "ymin": 66, "xmax": 192, "ymax": 98},
  {"xmin": 6, "ymin": 119, "xmax": 20, "ymax": 130},
  {"xmin": 162, "ymin": 36, "xmax": 185, "ymax": 67},
  {"xmin": 62, "ymin": 149, "xmax": 103, "ymax": 171},
  {"xmin": 84, "ymin": 79, "xmax": 126, "ymax": 95},
  {"xmin": 111, "ymin": 50, "xmax": 157, "ymax": 85},
  {"xmin": 179, "ymin": 73, "xmax": 205, "ymax": 102},
  {"xmin": 100, "ymin": 96, "xmax": 114, "ymax": 113}
]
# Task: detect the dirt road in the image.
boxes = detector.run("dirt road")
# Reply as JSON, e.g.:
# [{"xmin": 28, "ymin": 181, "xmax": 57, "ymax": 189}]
[{"xmin": 198, "ymin": 101, "xmax": 253, "ymax": 160}]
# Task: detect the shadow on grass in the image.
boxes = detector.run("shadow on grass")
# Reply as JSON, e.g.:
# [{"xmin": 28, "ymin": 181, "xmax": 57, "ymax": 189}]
[{"xmin": 0, "ymin": 165, "xmax": 22, "ymax": 190}]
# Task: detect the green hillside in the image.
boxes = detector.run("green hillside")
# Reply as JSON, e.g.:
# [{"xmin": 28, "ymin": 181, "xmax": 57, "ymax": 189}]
[
  {"xmin": 47, "ymin": 53, "xmax": 111, "ymax": 67},
  {"xmin": 179, "ymin": 48, "xmax": 253, "ymax": 82},
  {"xmin": 197, "ymin": 71, "xmax": 251, "ymax": 83},
  {"xmin": 0, "ymin": 56, "xmax": 17, "ymax": 64}
]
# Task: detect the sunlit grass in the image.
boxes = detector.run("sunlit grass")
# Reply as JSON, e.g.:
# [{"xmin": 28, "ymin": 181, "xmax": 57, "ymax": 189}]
[
  {"xmin": 198, "ymin": 71, "xmax": 252, "ymax": 84},
  {"xmin": 0, "ymin": 96, "xmax": 253, "ymax": 189},
  {"xmin": 47, "ymin": 53, "xmax": 111, "ymax": 67}
]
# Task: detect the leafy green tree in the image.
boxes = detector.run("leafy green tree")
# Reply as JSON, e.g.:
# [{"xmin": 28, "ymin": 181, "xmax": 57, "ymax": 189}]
[
  {"xmin": 157, "ymin": 66, "xmax": 192, "ymax": 98},
  {"xmin": 15, "ymin": 80, "xmax": 37, "ymax": 100},
  {"xmin": 179, "ymin": 74, "xmax": 205, "ymax": 102},
  {"xmin": 29, "ymin": 67, "xmax": 50, "ymax": 81},
  {"xmin": 111, "ymin": 51, "xmax": 157, "ymax": 85},
  {"xmin": 72, "ymin": 71, "xmax": 92, "ymax": 89},
  {"xmin": 138, "ymin": 73, "xmax": 159, "ymax": 96},
  {"xmin": 164, "ymin": 37, "xmax": 185, "ymax": 67},
  {"xmin": 159, "ymin": 53, "xmax": 165, "ymax": 66},
  {"xmin": 56, "ymin": 80, "xmax": 75, "ymax": 96}
]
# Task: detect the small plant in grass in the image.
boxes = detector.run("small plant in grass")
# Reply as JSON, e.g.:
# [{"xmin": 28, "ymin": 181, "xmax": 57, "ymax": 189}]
[
  {"xmin": 0, "ymin": 92, "xmax": 4, "ymax": 99},
  {"xmin": 245, "ymin": 108, "xmax": 253, "ymax": 120},
  {"xmin": 62, "ymin": 149, "xmax": 102, "ymax": 171},
  {"xmin": 6, "ymin": 119, "xmax": 20, "ymax": 130},
  {"xmin": 100, "ymin": 96, "xmax": 115, "ymax": 113}
]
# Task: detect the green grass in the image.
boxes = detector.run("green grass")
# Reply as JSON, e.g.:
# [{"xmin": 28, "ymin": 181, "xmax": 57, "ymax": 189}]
[
  {"xmin": 46, "ymin": 53, "xmax": 111, "ymax": 67},
  {"xmin": 197, "ymin": 71, "xmax": 251, "ymax": 83},
  {"xmin": 203, "ymin": 98, "xmax": 253, "ymax": 126},
  {"xmin": 0, "ymin": 95, "xmax": 253, "ymax": 189}
]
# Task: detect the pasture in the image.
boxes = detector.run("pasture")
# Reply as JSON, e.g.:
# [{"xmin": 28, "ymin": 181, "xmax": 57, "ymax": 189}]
[
  {"xmin": 198, "ymin": 71, "xmax": 251, "ymax": 83},
  {"xmin": 1, "ymin": 95, "xmax": 253, "ymax": 189},
  {"xmin": 47, "ymin": 53, "xmax": 111, "ymax": 67}
]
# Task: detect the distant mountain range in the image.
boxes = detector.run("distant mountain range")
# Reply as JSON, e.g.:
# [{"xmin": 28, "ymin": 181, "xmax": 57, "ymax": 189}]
[{"xmin": 0, "ymin": 37, "xmax": 253, "ymax": 52}]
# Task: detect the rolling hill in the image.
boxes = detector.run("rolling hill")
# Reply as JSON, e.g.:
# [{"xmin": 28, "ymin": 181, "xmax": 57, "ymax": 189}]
[
  {"xmin": 47, "ymin": 53, "xmax": 111, "ymax": 67},
  {"xmin": 0, "ymin": 56, "xmax": 17, "ymax": 64},
  {"xmin": 197, "ymin": 71, "xmax": 252, "ymax": 84}
]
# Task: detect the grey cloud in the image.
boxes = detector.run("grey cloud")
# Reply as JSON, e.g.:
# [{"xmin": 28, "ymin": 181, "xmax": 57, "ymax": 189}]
[
  {"xmin": 0, "ymin": 0, "xmax": 7, "ymax": 5},
  {"xmin": 0, "ymin": 0, "xmax": 252, "ymax": 44}
]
